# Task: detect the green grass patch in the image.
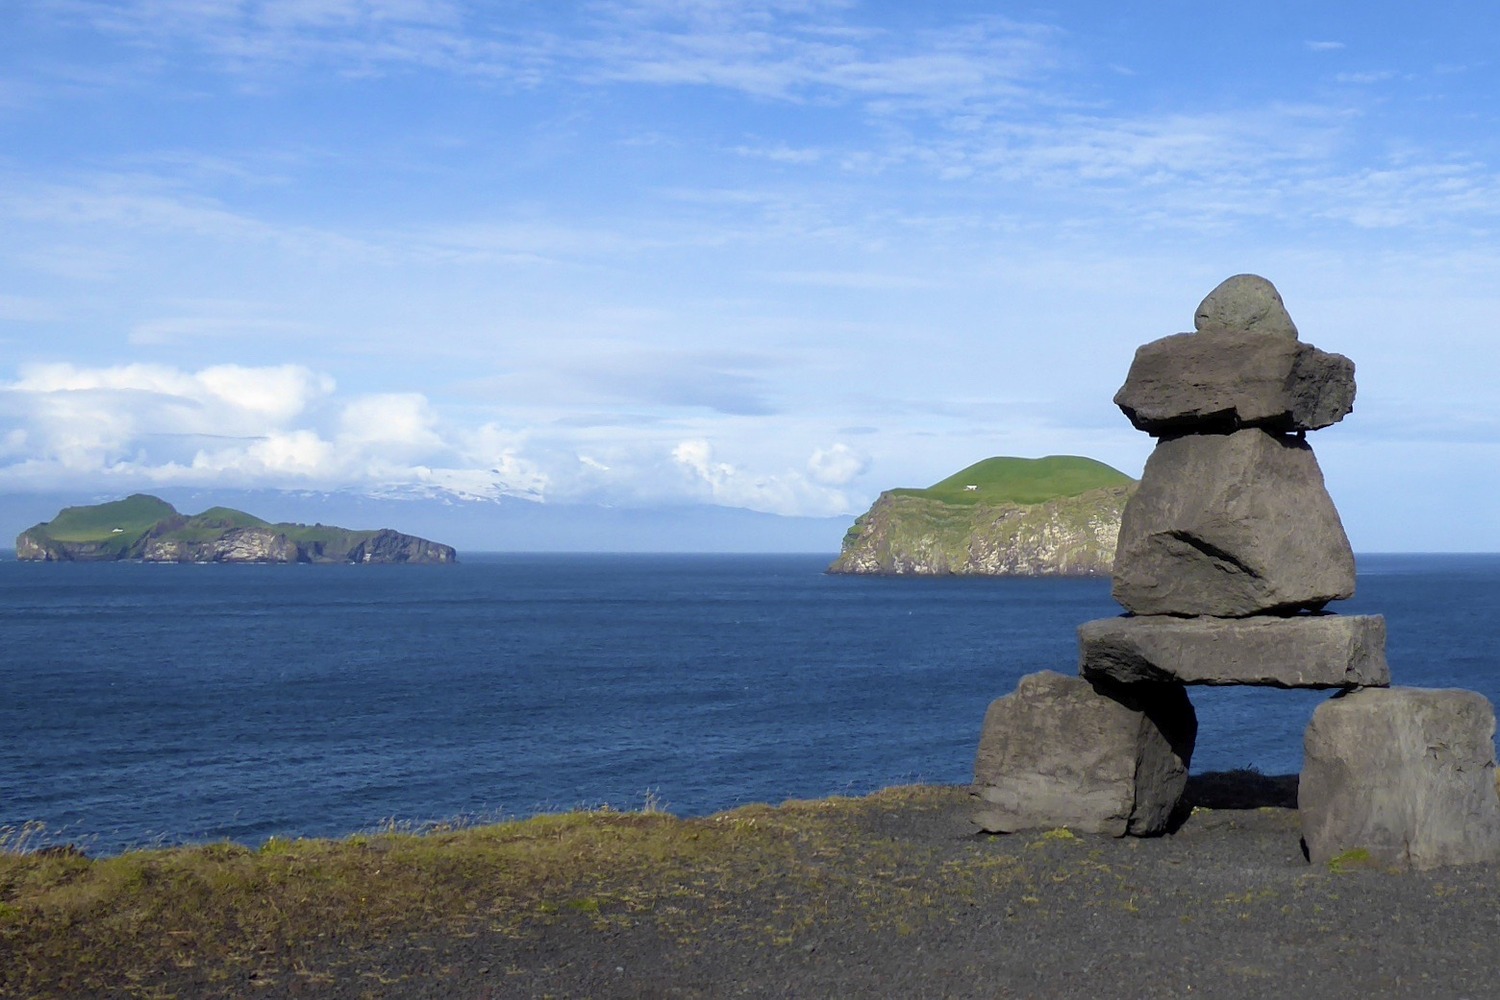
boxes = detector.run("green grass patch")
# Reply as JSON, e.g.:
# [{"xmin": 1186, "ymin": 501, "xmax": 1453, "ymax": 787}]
[
  {"xmin": 186, "ymin": 507, "xmax": 270, "ymax": 531},
  {"xmin": 892, "ymin": 456, "xmax": 1133, "ymax": 507},
  {"xmin": 26, "ymin": 494, "xmax": 176, "ymax": 544},
  {"xmin": 1326, "ymin": 847, "xmax": 1378, "ymax": 874}
]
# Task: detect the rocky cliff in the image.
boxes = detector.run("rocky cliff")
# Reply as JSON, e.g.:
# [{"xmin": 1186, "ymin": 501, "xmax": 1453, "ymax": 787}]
[
  {"xmin": 828, "ymin": 457, "xmax": 1135, "ymax": 576},
  {"xmin": 16, "ymin": 495, "xmax": 457, "ymax": 565}
]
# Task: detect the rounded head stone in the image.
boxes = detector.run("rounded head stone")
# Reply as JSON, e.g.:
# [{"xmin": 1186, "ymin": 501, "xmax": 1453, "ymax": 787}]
[{"xmin": 1193, "ymin": 274, "xmax": 1298, "ymax": 339}]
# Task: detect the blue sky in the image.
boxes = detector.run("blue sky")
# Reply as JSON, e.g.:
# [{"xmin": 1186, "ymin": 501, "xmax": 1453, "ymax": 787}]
[{"xmin": 3, "ymin": 1, "xmax": 1499, "ymax": 549}]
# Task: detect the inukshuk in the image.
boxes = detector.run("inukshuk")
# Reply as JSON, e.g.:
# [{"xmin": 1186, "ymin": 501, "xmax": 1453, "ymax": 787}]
[{"xmin": 973, "ymin": 274, "xmax": 1500, "ymax": 868}]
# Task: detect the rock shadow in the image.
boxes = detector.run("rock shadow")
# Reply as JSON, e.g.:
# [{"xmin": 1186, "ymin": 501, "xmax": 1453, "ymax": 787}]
[{"xmin": 1184, "ymin": 769, "xmax": 1299, "ymax": 810}]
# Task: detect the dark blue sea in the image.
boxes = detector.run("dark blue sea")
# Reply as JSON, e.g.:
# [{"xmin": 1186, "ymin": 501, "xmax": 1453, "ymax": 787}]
[{"xmin": 3, "ymin": 553, "xmax": 1498, "ymax": 856}]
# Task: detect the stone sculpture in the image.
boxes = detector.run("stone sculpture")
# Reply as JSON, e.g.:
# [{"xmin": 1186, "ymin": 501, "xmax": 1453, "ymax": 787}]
[{"xmin": 972, "ymin": 274, "xmax": 1500, "ymax": 867}]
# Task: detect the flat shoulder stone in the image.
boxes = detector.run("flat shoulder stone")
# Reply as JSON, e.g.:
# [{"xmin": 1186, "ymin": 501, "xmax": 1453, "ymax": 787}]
[
  {"xmin": 1301, "ymin": 687, "xmax": 1500, "ymax": 869},
  {"xmin": 1194, "ymin": 274, "xmax": 1298, "ymax": 339},
  {"xmin": 1113, "ymin": 330, "xmax": 1355, "ymax": 435},
  {"xmin": 972, "ymin": 670, "xmax": 1195, "ymax": 837},
  {"xmin": 1078, "ymin": 614, "xmax": 1389, "ymax": 688}
]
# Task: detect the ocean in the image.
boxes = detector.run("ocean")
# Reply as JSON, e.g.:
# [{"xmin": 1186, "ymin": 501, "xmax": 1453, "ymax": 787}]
[{"xmin": 2, "ymin": 552, "xmax": 1497, "ymax": 856}]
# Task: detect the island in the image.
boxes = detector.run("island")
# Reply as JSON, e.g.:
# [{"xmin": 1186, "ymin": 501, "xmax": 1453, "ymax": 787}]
[
  {"xmin": 828, "ymin": 455, "xmax": 1135, "ymax": 576},
  {"xmin": 14, "ymin": 494, "xmax": 457, "ymax": 564}
]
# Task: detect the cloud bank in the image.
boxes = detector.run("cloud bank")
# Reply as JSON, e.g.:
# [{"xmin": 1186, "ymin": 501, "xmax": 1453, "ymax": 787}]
[{"xmin": 0, "ymin": 361, "xmax": 869, "ymax": 516}]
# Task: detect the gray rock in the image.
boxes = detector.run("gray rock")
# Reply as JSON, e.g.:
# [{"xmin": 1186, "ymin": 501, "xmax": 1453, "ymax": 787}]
[
  {"xmin": 1078, "ymin": 614, "xmax": 1389, "ymax": 688},
  {"xmin": 1114, "ymin": 330, "xmax": 1355, "ymax": 435},
  {"xmin": 1193, "ymin": 274, "xmax": 1298, "ymax": 339},
  {"xmin": 1111, "ymin": 429, "xmax": 1355, "ymax": 617},
  {"xmin": 1300, "ymin": 687, "xmax": 1500, "ymax": 869},
  {"xmin": 972, "ymin": 670, "xmax": 1196, "ymax": 837}
]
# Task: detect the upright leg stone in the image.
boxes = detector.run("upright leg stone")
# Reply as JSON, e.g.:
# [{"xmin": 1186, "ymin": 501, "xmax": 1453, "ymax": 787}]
[
  {"xmin": 972, "ymin": 670, "xmax": 1196, "ymax": 837},
  {"xmin": 1300, "ymin": 687, "xmax": 1500, "ymax": 869}
]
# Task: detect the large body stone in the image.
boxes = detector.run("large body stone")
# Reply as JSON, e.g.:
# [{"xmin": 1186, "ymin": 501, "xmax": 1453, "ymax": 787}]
[
  {"xmin": 1193, "ymin": 274, "xmax": 1298, "ymax": 339},
  {"xmin": 1078, "ymin": 614, "xmax": 1389, "ymax": 688},
  {"xmin": 1114, "ymin": 330, "xmax": 1355, "ymax": 435},
  {"xmin": 972, "ymin": 670, "xmax": 1196, "ymax": 837},
  {"xmin": 1300, "ymin": 688, "xmax": 1500, "ymax": 869},
  {"xmin": 1111, "ymin": 429, "xmax": 1355, "ymax": 617}
]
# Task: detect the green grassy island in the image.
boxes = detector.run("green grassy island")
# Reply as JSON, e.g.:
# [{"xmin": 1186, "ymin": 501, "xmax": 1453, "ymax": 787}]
[
  {"xmin": 830, "ymin": 455, "xmax": 1136, "ymax": 577},
  {"xmin": 14, "ymin": 494, "xmax": 456, "ymax": 564}
]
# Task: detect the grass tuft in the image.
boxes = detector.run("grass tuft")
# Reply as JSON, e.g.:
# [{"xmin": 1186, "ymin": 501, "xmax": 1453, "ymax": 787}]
[{"xmin": 1326, "ymin": 847, "xmax": 1377, "ymax": 874}]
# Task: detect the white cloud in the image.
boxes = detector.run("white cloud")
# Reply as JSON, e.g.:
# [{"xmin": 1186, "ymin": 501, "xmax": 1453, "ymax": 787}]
[
  {"xmin": 338, "ymin": 393, "xmax": 444, "ymax": 454},
  {"xmin": 1305, "ymin": 40, "xmax": 1346, "ymax": 52},
  {"xmin": 197, "ymin": 364, "xmax": 336, "ymax": 421},
  {"xmin": 673, "ymin": 438, "xmax": 734, "ymax": 485},
  {"xmin": 1, "ymin": 363, "xmax": 335, "ymax": 473},
  {"xmin": 806, "ymin": 442, "xmax": 866, "ymax": 486},
  {"xmin": 671, "ymin": 437, "xmax": 859, "ymax": 516},
  {"xmin": 204, "ymin": 428, "xmax": 338, "ymax": 476},
  {"xmin": 0, "ymin": 362, "xmax": 821, "ymax": 509}
]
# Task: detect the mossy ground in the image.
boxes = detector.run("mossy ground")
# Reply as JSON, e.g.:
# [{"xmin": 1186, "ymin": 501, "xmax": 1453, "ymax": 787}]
[
  {"xmin": 1, "ymin": 788, "xmax": 988, "ymax": 997},
  {"xmin": 5, "ymin": 783, "xmax": 1497, "ymax": 999}
]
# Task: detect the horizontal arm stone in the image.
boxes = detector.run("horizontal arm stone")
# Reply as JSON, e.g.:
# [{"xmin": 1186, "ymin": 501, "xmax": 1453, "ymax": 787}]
[{"xmin": 1078, "ymin": 614, "xmax": 1389, "ymax": 688}]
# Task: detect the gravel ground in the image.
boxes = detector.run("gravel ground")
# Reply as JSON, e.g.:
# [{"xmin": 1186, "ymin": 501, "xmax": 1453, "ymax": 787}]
[{"xmin": 162, "ymin": 778, "xmax": 1500, "ymax": 1000}]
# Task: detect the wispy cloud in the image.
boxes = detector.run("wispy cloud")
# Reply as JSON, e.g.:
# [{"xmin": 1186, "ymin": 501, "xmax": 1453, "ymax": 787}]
[
  {"xmin": 128, "ymin": 305, "xmax": 315, "ymax": 347},
  {"xmin": 578, "ymin": 6, "xmax": 1058, "ymax": 110},
  {"xmin": 0, "ymin": 294, "xmax": 61, "ymax": 323},
  {"xmin": 730, "ymin": 142, "xmax": 826, "ymax": 165},
  {"xmin": 1335, "ymin": 70, "xmax": 1399, "ymax": 85},
  {"xmin": 761, "ymin": 269, "xmax": 948, "ymax": 290},
  {"xmin": 561, "ymin": 350, "xmax": 783, "ymax": 417},
  {"xmin": 43, "ymin": 0, "xmax": 1061, "ymax": 115},
  {"xmin": 1, "ymin": 171, "xmax": 380, "ymax": 261},
  {"xmin": 44, "ymin": 0, "xmax": 541, "ymax": 81},
  {"xmin": 1306, "ymin": 40, "xmax": 1346, "ymax": 52}
]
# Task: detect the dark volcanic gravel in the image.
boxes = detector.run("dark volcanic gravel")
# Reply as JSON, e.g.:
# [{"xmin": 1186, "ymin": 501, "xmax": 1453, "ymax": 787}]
[{"xmin": 179, "ymin": 779, "xmax": 1500, "ymax": 1000}]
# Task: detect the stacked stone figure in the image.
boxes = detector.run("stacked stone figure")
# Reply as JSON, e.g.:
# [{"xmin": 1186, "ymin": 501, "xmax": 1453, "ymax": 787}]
[{"xmin": 973, "ymin": 275, "xmax": 1500, "ymax": 868}]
